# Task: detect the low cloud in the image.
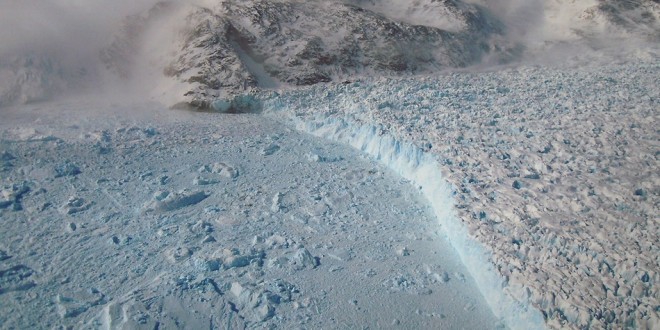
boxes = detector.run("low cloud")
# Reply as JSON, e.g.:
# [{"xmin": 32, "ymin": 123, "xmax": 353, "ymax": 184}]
[{"xmin": 0, "ymin": 0, "xmax": 158, "ymax": 66}]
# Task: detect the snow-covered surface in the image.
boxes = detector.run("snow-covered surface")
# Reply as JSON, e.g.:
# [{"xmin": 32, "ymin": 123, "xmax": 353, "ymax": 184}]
[
  {"xmin": 260, "ymin": 58, "xmax": 659, "ymax": 329},
  {"xmin": 279, "ymin": 115, "xmax": 547, "ymax": 330},
  {"xmin": 1, "ymin": 1, "xmax": 659, "ymax": 329},
  {"xmin": 1, "ymin": 59, "xmax": 657, "ymax": 330},
  {"xmin": 0, "ymin": 100, "xmax": 501, "ymax": 328}
]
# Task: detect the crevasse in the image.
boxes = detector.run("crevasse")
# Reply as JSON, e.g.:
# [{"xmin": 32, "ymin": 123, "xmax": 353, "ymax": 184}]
[{"xmin": 264, "ymin": 107, "xmax": 547, "ymax": 330}]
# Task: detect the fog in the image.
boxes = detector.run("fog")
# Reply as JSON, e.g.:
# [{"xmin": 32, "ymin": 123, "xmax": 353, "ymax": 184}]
[
  {"xmin": 0, "ymin": 0, "xmax": 164, "ymax": 107},
  {"xmin": 0, "ymin": 1, "xmax": 160, "ymax": 67},
  {"xmin": 467, "ymin": 0, "xmax": 547, "ymax": 44}
]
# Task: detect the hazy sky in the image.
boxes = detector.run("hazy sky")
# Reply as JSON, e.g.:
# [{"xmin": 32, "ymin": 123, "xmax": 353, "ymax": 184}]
[{"xmin": 0, "ymin": 0, "xmax": 158, "ymax": 63}]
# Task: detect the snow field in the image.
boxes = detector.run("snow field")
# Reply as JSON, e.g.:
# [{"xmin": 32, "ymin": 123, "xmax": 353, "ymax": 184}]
[
  {"xmin": 260, "ymin": 59, "xmax": 659, "ymax": 329},
  {"xmin": 0, "ymin": 101, "xmax": 499, "ymax": 328}
]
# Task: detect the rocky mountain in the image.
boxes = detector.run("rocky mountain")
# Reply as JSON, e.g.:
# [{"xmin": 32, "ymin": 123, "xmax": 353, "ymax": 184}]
[
  {"xmin": 100, "ymin": 0, "xmax": 659, "ymax": 109},
  {"xmin": 0, "ymin": 55, "xmax": 71, "ymax": 108},
  {"xmin": 590, "ymin": 0, "xmax": 659, "ymax": 38},
  {"xmin": 1, "ymin": 0, "xmax": 658, "ymax": 109},
  {"xmin": 101, "ymin": 0, "xmax": 513, "ymax": 109}
]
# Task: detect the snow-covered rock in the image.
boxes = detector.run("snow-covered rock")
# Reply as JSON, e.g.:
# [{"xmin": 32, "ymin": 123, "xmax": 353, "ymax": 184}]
[
  {"xmin": 100, "ymin": 0, "xmax": 511, "ymax": 108},
  {"xmin": 95, "ymin": 0, "xmax": 660, "ymax": 109},
  {"xmin": 2, "ymin": 1, "xmax": 658, "ymax": 108}
]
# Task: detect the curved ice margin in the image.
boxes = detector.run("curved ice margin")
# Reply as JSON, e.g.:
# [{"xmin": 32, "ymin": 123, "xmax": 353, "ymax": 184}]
[{"xmin": 265, "ymin": 110, "xmax": 546, "ymax": 330}]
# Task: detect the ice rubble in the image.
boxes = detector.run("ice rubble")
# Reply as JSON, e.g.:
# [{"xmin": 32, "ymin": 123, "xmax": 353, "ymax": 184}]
[
  {"xmin": 259, "ymin": 105, "xmax": 546, "ymax": 330},
  {"xmin": 288, "ymin": 115, "xmax": 546, "ymax": 329},
  {"xmin": 259, "ymin": 58, "xmax": 659, "ymax": 329}
]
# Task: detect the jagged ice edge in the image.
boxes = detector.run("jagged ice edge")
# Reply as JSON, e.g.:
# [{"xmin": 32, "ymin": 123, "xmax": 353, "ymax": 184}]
[{"xmin": 261, "ymin": 100, "xmax": 547, "ymax": 329}]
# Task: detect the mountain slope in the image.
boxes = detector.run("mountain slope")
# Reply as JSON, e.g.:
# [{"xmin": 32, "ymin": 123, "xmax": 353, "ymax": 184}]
[
  {"xmin": 101, "ymin": 0, "xmax": 660, "ymax": 109},
  {"xmin": 101, "ymin": 0, "xmax": 510, "ymax": 108},
  {"xmin": 1, "ymin": 0, "xmax": 658, "ymax": 108}
]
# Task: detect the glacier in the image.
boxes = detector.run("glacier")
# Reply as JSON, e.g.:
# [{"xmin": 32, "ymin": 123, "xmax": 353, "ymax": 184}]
[
  {"xmin": 1, "ymin": 1, "xmax": 658, "ymax": 328},
  {"xmin": 315, "ymin": 116, "xmax": 546, "ymax": 329},
  {"xmin": 256, "ymin": 57, "xmax": 659, "ymax": 329},
  {"xmin": 261, "ymin": 101, "xmax": 548, "ymax": 330}
]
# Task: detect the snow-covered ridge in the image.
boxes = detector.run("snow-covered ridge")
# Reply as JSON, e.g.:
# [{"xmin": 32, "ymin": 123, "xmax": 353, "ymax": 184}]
[
  {"xmin": 270, "ymin": 113, "xmax": 547, "ymax": 329},
  {"xmin": 256, "ymin": 58, "xmax": 659, "ymax": 329}
]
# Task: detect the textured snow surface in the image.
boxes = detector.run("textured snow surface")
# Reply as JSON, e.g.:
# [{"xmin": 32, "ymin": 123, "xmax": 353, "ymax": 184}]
[
  {"xmin": 0, "ymin": 101, "xmax": 499, "ymax": 328},
  {"xmin": 260, "ymin": 59, "xmax": 659, "ymax": 329}
]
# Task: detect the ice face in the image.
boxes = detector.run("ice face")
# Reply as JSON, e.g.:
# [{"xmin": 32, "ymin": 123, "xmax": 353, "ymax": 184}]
[
  {"xmin": 274, "ymin": 113, "xmax": 547, "ymax": 330},
  {"xmin": 259, "ymin": 58, "xmax": 659, "ymax": 329}
]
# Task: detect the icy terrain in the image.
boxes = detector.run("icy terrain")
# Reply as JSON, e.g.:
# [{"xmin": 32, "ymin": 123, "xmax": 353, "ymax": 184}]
[
  {"xmin": 1, "ymin": 0, "xmax": 659, "ymax": 329},
  {"xmin": 259, "ymin": 58, "xmax": 659, "ymax": 329},
  {"xmin": 0, "ymin": 101, "xmax": 501, "ymax": 328},
  {"xmin": 1, "ymin": 59, "xmax": 655, "ymax": 329}
]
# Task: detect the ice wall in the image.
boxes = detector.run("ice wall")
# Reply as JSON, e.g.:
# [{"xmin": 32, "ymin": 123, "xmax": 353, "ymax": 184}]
[{"xmin": 263, "ymin": 107, "xmax": 547, "ymax": 329}]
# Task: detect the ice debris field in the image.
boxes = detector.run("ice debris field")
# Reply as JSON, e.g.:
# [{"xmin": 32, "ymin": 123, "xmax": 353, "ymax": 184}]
[
  {"xmin": 259, "ymin": 60, "xmax": 659, "ymax": 329},
  {"xmin": 1, "ymin": 59, "xmax": 658, "ymax": 329}
]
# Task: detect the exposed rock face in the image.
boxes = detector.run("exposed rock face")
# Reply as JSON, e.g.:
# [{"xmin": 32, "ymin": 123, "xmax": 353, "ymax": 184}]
[
  {"xmin": 1, "ymin": 0, "xmax": 658, "ymax": 108},
  {"xmin": 0, "ymin": 55, "xmax": 69, "ymax": 108},
  {"xmin": 101, "ymin": 0, "xmax": 510, "ymax": 108}
]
